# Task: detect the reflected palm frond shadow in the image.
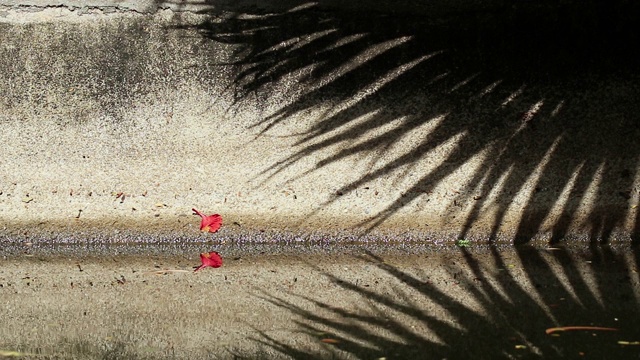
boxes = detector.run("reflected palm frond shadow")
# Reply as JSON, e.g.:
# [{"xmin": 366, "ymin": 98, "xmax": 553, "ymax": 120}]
[
  {"xmin": 252, "ymin": 246, "xmax": 640, "ymax": 359},
  {"xmin": 177, "ymin": 0, "xmax": 640, "ymax": 242},
  {"xmin": 163, "ymin": 3, "xmax": 640, "ymax": 357}
]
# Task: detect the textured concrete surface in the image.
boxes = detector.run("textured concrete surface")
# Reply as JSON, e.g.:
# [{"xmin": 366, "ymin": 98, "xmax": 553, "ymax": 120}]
[{"xmin": 2, "ymin": 1, "xmax": 639, "ymax": 243}]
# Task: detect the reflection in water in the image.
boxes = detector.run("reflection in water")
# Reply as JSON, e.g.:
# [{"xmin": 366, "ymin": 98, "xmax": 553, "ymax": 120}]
[{"xmin": 256, "ymin": 245, "xmax": 640, "ymax": 359}]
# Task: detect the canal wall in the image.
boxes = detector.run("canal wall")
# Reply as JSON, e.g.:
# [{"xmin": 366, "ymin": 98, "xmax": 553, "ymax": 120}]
[{"xmin": 1, "ymin": 0, "xmax": 640, "ymax": 243}]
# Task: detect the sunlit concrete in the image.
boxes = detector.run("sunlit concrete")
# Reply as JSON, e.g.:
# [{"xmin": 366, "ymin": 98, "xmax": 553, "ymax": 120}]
[{"xmin": 1, "ymin": 1, "xmax": 639, "ymax": 242}]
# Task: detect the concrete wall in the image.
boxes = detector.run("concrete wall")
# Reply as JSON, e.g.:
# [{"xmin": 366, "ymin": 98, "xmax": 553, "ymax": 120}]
[{"xmin": 1, "ymin": 0, "xmax": 639, "ymax": 242}]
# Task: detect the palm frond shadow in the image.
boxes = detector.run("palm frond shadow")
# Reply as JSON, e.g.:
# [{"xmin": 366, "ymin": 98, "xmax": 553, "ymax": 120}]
[
  {"xmin": 253, "ymin": 246, "xmax": 640, "ymax": 359},
  {"xmin": 178, "ymin": 0, "xmax": 640, "ymax": 241}
]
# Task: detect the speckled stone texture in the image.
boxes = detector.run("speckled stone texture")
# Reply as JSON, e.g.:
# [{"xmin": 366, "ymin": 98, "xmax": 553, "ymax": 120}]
[{"xmin": 1, "ymin": 1, "xmax": 639, "ymax": 244}]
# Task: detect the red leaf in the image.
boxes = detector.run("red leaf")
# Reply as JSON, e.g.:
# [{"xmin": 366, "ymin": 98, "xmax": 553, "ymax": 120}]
[
  {"xmin": 192, "ymin": 208, "xmax": 222, "ymax": 233},
  {"xmin": 194, "ymin": 251, "xmax": 223, "ymax": 272}
]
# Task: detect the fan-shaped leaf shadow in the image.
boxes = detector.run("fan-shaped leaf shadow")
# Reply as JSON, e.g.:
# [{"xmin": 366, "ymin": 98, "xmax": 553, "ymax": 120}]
[{"xmin": 176, "ymin": 0, "xmax": 640, "ymax": 242}]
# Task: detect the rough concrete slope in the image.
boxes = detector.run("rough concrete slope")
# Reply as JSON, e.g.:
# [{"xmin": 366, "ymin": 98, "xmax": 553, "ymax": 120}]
[{"xmin": 1, "ymin": 0, "xmax": 640, "ymax": 243}]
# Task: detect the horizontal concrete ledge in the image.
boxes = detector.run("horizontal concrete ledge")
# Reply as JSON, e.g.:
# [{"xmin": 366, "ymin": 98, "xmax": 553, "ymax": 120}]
[
  {"xmin": 1, "ymin": 1, "xmax": 639, "ymax": 244},
  {"xmin": 0, "ymin": 0, "xmax": 517, "ymax": 15},
  {"xmin": 0, "ymin": 0, "xmax": 205, "ymax": 14}
]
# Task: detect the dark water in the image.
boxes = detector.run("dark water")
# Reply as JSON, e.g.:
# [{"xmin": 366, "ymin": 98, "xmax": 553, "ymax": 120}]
[{"xmin": 2, "ymin": 229, "xmax": 640, "ymax": 359}]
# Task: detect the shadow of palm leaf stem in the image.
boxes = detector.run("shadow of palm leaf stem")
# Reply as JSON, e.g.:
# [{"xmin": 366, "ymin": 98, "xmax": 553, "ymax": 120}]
[
  {"xmin": 183, "ymin": 0, "xmax": 640, "ymax": 242},
  {"xmin": 254, "ymin": 245, "xmax": 640, "ymax": 359}
]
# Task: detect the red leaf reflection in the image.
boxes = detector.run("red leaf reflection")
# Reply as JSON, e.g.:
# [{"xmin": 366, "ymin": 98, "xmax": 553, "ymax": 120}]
[{"xmin": 194, "ymin": 251, "xmax": 223, "ymax": 272}]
